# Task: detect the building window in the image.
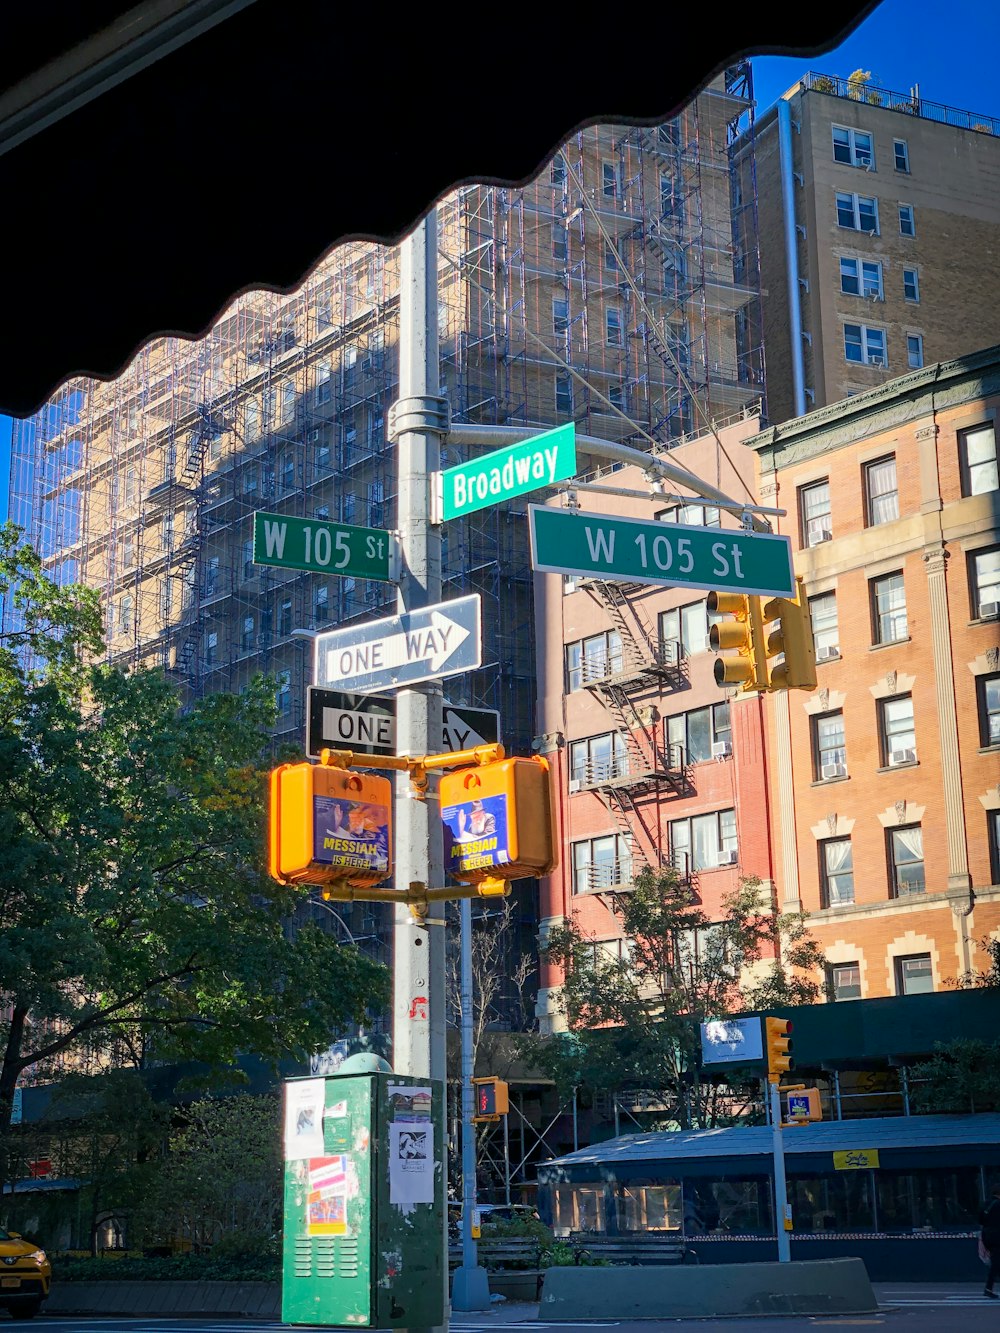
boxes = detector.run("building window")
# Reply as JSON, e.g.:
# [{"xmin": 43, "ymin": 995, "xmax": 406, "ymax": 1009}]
[
  {"xmin": 552, "ymin": 297, "xmax": 569, "ymax": 335},
  {"xmin": 606, "ymin": 307, "xmax": 623, "ymax": 347},
  {"xmin": 314, "ymin": 360, "xmax": 331, "ymax": 405},
  {"xmin": 121, "ymin": 535, "xmax": 134, "ymax": 570},
  {"xmin": 839, "ymin": 257, "xmax": 882, "ymax": 298},
  {"xmin": 659, "ymin": 174, "xmax": 676, "ymax": 217},
  {"xmin": 570, "ymin": 732, "xmax": 629, "ymax": 787},
  {"xmin": 893, "ymin": 139, "xmax": 910, "ymax": 173},
  {"xmin": 667, "ymin": 702, "xmax": 731, "ymax": 766},
  {"xmin": 903, "ymin": 268, "xmax": 919, "ymax": 302},
  {"xmin": 205, "ymin": 631, "xmax": 217, "ymax": 667},
  {"xmin": 658, "ymin": 502, "xmax": 721, "ymax": 527},
  {"xmin": 602, "ymin": 162, "xmax": 618, "ymax": 198},
  {"xmin": 669, "ymin": 809, "xmax": 737, "ymax": 876},
  {"xmin": 204, "ymin": 555, "xmax": 220, "ymax": 596},
  {"xmin": 813, "ymin": 711, "xmax": 847, "ymax": 780},
  {"xmin": 844, "ymin": 323, "xmax": 886, "ymax": 367},
  {"xmin": 895, "ymin": 952, "xmax": 933, "ymax": 993},
  {"xmin": 244, "ymin": 464, "xmax": 258, "ymax": 495},
  {"xmin": 821, "ymin": 840, "xmax": 855, "ymax": 907},
  {"xmin": 555, "ymin": 374, "xmax": 573, "ymax": 414},
  {"xmin": 960, "ymin": 424, "xmax": 998, "ymax": 497},
  {"xmin": 314, "ymin": 585, "xmax": 329, "ymax": 624},
  {"xmin": 658, "ymin": 600, "xmax": 722, "ymax": 658},
  {"xmin": 552, "ymin": 222, "xmax": 567, "ymax": 261},
  {"xmin": 245, "ymin": 398, "xmax": 259, "ymax": 439},
  {"xmin": 829, "ymin": 961, "xmax": 861, "ymax": 1000},
  {"xmin": 832, "ymin": 126, "xmax": 874, "ymax": 168},
  {"xmin": 281, "ymin": 452, "xmax": 295, "ymax": 491},
  {"xmin": 800, "ymin": 479, "xmax": 832, "ymax": 547},
  {"xmin": 906, "ymin": 334, "xmax": 924, "ymax": 369},
  {"xmin": 159, "ymin": 577, "xmax": 173, "ymax": 619},
  {"xmin": 123, "ymin": 467, "xmax": 137, "ymax": 508},
  {"xmin": 970, "ymin": 547, "xmax": 1000, "ymax": 619},
  {"xmin": 605, "ymin": 243, "xmax": 619, "ymax": 272},
  {"xmin": 880, "ymin": 695, "xmax": 917, "ymax": 767},
  {"xmin": 979, "ymin": 674, "xmax": 1000, "ymax": 748},
  {"xmin": 279, "ymin": 598, "xmax": 293, "ymax": 637},
  {"xmin": 898, "ymin": 204, "xmax": 916, "ymax": 236},
  {"xmin": 572, "ymin": 834, "xmax": 631, "ymax": 894},
  {"xmin": 551, "ymin": 153, "xmax": 567, "ymax": 186},
  {"xmin": 276, "ymin": 670, "xmax": 292, "ymax": 717},
  {"xmin": 368, "ymin": 480, "xmax": 384, "ymax": 528},
  {"xmin": 566, "ymin": 631, "xmax": 623, "ymax": 691},
  {"xmin": 809, "ymin": 591, "xmax": 839, "ymax": 661},
  {"xmin": 990, "ymin": 811, "xmax": 1000, "ymax": 885},
  {"xmin": 865, "ymin": 455, "xmax": 899, "ymax": 526},
  {"xmin": 889, "ymin": 827, "xmax": 925, "ymax": 897},
  {"xmin": 836, "ymin": 192, "xmax": 879, "ymax": 233},
  {"xmin": 241, "ymin": 615, "xmax": 254, "ymax": 651},
  {"xmin": 280, "ymin": 382, "xmax": 296, "ymax": 425},
  {"xmin": 118, "ymin": 594, "xmax": 132, "ymax": 635},
  {"xmin": 242, "ymin": 538, "xmax": 254, "ymax": 580},
  {"xmin": 608, "ymin": 383, "xmax": 624, "ymax": 410}
]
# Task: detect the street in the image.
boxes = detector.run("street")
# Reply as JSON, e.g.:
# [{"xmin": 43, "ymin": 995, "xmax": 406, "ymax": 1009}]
[{"xmin": 14, "ymin": 1287, "xmax": 1000, "ymax": 1332}]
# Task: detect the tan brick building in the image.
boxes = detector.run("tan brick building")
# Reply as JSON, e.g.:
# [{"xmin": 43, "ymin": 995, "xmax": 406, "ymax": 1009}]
[
  {"xmin": 748, "ymin": 344, "xmax": 1000, "ymax": 1001},
  {"xmin": 741, "ymin": 72, "xmax": 1000, "ymax": 425}
]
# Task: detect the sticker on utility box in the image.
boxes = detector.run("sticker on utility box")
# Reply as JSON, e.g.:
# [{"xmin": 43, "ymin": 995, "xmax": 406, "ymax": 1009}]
[
  {"xmin": 441, "ymin": 794, "xmax": 509, "ymax": 875},
  {"xmin": 313, "ymin": 796, "xmax": 389, "ymax": 874}
]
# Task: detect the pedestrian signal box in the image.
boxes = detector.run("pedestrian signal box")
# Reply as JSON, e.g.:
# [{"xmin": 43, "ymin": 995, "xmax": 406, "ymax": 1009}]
[
  {"xmin": 786, "ymin": 1088, "xmax": 822, "ymax": 1124},
  {"xmin": 439, "ymin": 756, "xmax": 557, "ymax": 885},
  {"xmin": 270, "ymin": 763, "xmax": 392, "ymax": 889},
  {"xmin": 472, "ymin": 1076, "xmax": 509, "ymax": 1123}
]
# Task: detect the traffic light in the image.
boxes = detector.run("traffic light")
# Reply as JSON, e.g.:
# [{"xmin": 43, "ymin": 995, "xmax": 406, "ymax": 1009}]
[
  {"xmin": 765, "ymin": 1017, "xmax": 794, "ymax": 1081},
  {"xmin": 472, "ymin": 1077, "xmax": 509, "ymax": 1123},
  {"xmin": 707, "ymin": 592, "xmax": 769, "ymax": 693},
  {"xmin": 761, "ymin": 578, "xmax": 817, "ymax": 693}
]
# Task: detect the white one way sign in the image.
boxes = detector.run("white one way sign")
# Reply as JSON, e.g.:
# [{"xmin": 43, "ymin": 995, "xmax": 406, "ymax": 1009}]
[{"xmin": 314, "ymin": 594, "xmax": 482, "ymax": 693}]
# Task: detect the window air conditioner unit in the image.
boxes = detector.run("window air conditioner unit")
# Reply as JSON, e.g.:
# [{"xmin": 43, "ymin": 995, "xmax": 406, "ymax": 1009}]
[
  {"xmin": 818, "ymin": 529, "xmax": 833, "ymax": 542},
  {"xmin": 568, "ymin": 779, "xmax": 583, "ymax": 793},
  {"xmin": 889, "ymin": 748, "xmax": 916, "ymax": 766},
  {"xmin": 720, "ymin": 850, "xmax": 738, "ymax": 865},
  {"xmin": 711, "ymin": 740, "xmax": 733, "ymax": 759},
  {"xmin": 817, "ymin": 644, "xmax": 839, "ymax": 661},
  {"xmin": 862, "ymin": 160, "xmax": 874, "ymax": 171},
  {"xmin": 821, "ymin": 761, "xmax": 847, "ymax": 779},
  {"xmin": 869, "ymin": 355, "xmax": 885, "ymax": 367},
  {"xmin": 980, "ymin": 601, "xmax": 999, "ymax": 619}
]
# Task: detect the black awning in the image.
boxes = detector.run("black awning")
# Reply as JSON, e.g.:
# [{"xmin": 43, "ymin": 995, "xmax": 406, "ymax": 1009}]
[{"xmin": 0, "ymin": 0, "xmax": 877, "ymax": 417}]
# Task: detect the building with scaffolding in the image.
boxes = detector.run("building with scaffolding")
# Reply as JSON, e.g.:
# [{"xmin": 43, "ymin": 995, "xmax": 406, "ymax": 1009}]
[{"xmin": 5, "ymin": 69, "xmax": 764, "ymax": 1038}]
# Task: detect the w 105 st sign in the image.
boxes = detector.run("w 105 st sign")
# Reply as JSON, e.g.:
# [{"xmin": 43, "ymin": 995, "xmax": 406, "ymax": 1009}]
[
  {"xmin": 529, "ymin": 505, "xmax": 794, "ymax": 598},
  {"xmin": 253, "ymin": 511, "xmax": 398, "ymax": 582}
]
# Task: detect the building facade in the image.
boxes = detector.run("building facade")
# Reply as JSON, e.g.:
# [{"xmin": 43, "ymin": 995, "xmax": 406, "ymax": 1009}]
[
  {"xmin": 743, "ymin": 72, "xmax": 1000, "ymax": 425},
  {"xmin": 750, "ymin": 344, "xmax": 1000, "ymax": 1001}
]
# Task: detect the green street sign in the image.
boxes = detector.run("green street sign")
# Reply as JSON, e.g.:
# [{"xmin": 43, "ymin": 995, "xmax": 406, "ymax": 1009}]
[
  {"xmin": 253, "ymin": 511, "xmax": 398, "ymax": 582},
  {"xmin": 528, "ymin": 504, "xmax": 795, "ymax": 598},
  {"xmin": 436, "ymin": 422, "xmax": 577, "ymax": 522}
]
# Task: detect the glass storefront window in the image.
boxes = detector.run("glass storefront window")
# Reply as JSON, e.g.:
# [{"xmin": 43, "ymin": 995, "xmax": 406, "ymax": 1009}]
[
  {"xmin": 683, "ymin": 1177, "xmax": 773, "ymax": 1234},
  {"xmin": 876, "ymin": 1167, "xmax": 983, "ymax": 1232},
  {"xmin": 788, "ymin": 1171, "xmax": 875, "ymax": 1233},
  {"xmin": 616, "ymin": 1183, "xmax": 682, "ymax": 1232},
  {"xmin": 552, "ymin": 1185, "xmax": 607, "ymax": 1236}
]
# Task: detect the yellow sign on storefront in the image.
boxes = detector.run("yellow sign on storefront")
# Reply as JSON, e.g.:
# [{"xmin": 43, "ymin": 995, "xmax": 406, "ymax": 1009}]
[{"xmin": 834, "ymin": 1149, "xmax": 880, "ymax": 1170}]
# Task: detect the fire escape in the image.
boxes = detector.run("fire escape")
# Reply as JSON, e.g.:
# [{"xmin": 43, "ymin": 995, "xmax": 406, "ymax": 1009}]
[{"xmin": 574, "ymin": 577, "xmax": 688, "ymax": 900}]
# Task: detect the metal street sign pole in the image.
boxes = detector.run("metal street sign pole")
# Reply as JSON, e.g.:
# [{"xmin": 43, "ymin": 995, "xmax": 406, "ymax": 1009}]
[
  {"xmin": 771, "ymin": 1081, "xmax": 791, "ymax": 1262},
  {"xmin": 391, "ymin": 212, "xmax": 449, "ymax": 1331},
  {"xmin": 454, "ymin": 895, "xmax": 490, "ymax": 1309}
]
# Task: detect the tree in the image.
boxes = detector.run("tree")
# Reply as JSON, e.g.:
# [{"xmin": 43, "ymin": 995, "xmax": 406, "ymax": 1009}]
[
  {"xmin": 0, "ymin": 525, "xmax": 389, "ymax": 1155},
  {"xmin": 953, "ymin": 936, "xmax": 1000, "ymax": 990},
  {"xmin": 138, "ymin": 1092, "xmax": 283, "ymax": 1252},
  {"xmin": 445, "ymin": 894, "xmax": 535, "ymax": 1068},
  {"xmin": 909, "ymin": 1039, "xmax": 1000, "ymax": 1115},
  {"xmin": 522, "ymin": 866, "xmax": 827, "ymax": 1129}
]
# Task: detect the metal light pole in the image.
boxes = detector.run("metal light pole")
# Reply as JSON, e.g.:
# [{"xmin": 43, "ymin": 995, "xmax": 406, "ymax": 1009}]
[
  {"xmin": 452, "ymin": 896, "xmax": 490, "ymax": 1309},
  {"xmin": 391, "ymin": 210, "xmax": 450, "ymax": 1329},
  {"xmin": 770, "ymin": 1081, "xmax": 791, "ymax": 1262}
]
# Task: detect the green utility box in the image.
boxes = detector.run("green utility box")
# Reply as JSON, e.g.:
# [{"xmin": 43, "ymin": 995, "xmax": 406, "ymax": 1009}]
[{"xmin": 281, "ymin": 1071, "xmax": 445, "ymax": 1327}]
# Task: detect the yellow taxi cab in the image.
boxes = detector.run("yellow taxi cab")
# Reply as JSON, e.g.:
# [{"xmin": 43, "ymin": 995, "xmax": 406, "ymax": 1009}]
[{"xmin": 0, "ymin": 1227, "xmax": 50, "ymax": 1320}]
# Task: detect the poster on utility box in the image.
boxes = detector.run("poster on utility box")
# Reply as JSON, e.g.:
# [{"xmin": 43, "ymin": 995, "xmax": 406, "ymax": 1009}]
[
  {"xmin": 441, "ymin": 793, "xmax": 510, "ymax": 876},
  {"xmin": 313, "ymin": 796, "xmax": 389, "ymax": 875}
]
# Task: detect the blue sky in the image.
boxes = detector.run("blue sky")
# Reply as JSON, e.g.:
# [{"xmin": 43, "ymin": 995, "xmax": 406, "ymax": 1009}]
[{"xmin": 2, "ymin": 0, "xmax": 998, "ymax": 526}]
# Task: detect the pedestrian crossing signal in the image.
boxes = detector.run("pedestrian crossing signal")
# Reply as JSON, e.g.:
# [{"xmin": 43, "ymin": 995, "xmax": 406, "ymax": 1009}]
[{"xmin": 472, "ymin": 1076, "xmax": 509, "ymax": 1122}]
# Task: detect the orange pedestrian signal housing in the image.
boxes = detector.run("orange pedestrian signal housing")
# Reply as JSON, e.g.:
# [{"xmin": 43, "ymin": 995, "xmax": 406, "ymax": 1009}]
[
  {"xmin": 472, "ymin": 1076, "xmax": 509, "ymax": 1122},
  {"xmin": 270, "ymin": 762, "xmax": 392, "ymax": 888},
  {"xmin": 439, "ymin": 756, "xmax": 557, "ymax": 885}
]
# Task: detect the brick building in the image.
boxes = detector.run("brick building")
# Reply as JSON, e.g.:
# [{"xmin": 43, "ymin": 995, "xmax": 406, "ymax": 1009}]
[
  {"xmin": 740, "ymin": 72, "xmax": 1000, "ymax": 425},
  {"xmin": 749, "ymin": 344, "xmax": 1000, "ymax": 1001},
  {"xmin": 533, "ymin": 413, "xmax": 773, "ymax": 1034}
]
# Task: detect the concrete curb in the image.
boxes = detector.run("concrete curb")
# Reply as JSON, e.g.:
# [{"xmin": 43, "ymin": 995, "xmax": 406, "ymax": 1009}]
[{"xmin": 45, "ymin": 1280, "xmax": 282, "ymax": 1318}]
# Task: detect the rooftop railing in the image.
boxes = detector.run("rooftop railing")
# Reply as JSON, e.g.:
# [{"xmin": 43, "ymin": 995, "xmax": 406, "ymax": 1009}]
[{"xmin": 802, "ymin": 71, "xmax": 1000, "ymax": 139}]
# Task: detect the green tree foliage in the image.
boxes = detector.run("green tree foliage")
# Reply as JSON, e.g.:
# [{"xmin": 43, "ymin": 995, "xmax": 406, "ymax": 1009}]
[
  {"xmin": 909, "ymin": 1039, "xmax": 1000, "ymax": 1114},
  {"xmin": 522, "ymin": 866, "xmax": 827, "ymax": 1129},
  {"xmin": 954, "ymin": 936, "xmax": 1000, "ymax": 990},
  {"xmin": 0, "ymin": 524, "xmax": 389, "ymax": 1144},
  {"xmin": 137, "ymin": 1092, "xmax": 283, "ymax": 1252}
]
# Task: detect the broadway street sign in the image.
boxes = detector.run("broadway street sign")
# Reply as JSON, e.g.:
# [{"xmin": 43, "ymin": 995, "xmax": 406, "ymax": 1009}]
[
  {"xmin": 313, "ymin": 594, "xmax": 482, "ymax": 693},
  {"xmin": 436, "ymin": 422, "xmax": 577, "ymax": 522},
  {"xmin": 307, "ymin": 691, "xmax": 501, "ymax": 758},
  {"xmin": 253, "ymin": 511, "xmax": 398, "ymax": 582},
  {"xmin": 529, "ymin": 505, "xmax": 795, "ymax": 599}
]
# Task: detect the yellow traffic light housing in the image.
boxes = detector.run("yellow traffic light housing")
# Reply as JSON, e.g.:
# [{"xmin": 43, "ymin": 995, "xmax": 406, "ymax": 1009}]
[
  {"xmin": 472, "ymin": 1076, "xmax": 509, "ymax": 1123},
  {"xmin": 765, "ymin": 1017, "xmax": 794, "ymax": 1081},
  {"xmin": 707, "ymin": 591, "xmax": 769, "ymax": 693},
  {"xmin": 761, "ymin": 578, "xmax": 817, "ymax": 693}
]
